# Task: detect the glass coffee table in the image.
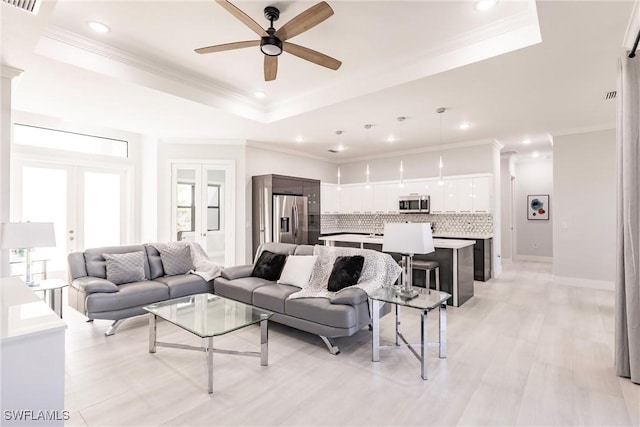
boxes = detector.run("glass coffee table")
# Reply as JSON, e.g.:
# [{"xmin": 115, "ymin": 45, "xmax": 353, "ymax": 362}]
[
  {"xmin": 144, "ymin": 293, "xmax": 273, "ymax": 394},
  {"xmin": 369, "ymin": 287, "xmax": 451, "ymax": 380}
]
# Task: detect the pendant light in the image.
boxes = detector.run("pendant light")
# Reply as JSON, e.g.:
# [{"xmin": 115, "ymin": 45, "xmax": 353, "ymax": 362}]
[
  {"xmin": 364, "ymin": 124, "xmax": 372, "ymax": 189},
  {"xmin": 399, "ymin": 160, "xmax": 404, "ymax": 188},
  {"xmin": 337, "ymin": 167, "xmax": 341, "ymax": 191},
  {"xmin": 437, "ymin": 107, "xmax": 445, "ymax": 185}
]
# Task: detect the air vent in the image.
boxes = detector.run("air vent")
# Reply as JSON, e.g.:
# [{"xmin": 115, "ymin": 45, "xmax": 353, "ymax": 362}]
[
  {"xmin": 605, "ymin": 91, "xmax": 617, "ymax": 100},
  {"xmin": 328, "ymin": 149, "xmax": 339, "ymax": 153},
  {"xmin": 2, "ymin": 0, "xmax": 40, "ymax": 14}
]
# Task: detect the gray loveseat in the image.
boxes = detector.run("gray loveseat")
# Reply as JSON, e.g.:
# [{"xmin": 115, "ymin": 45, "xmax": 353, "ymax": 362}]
[
  {"xmin": 213, "ymin": 242, "xmax": 380, "ymax": 355},
  {"xmin": 68, "ymin": 244, "xmax": 213, "ymax": 335}
]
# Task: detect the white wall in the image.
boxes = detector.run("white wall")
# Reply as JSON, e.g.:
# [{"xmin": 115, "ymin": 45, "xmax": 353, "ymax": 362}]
[
  {"xmin": 338, "ymin": 142, "xmax": 495, "ymax": 184},
  {"xmin": 553, "ymin": 128, "xmax": 616, "ymax": 285},
  {"xmin": 515, "ymin": 157, "xmax": 554, "ymax": 260},
  {"xmin": 500, "ymin": 154, "xmax": 516, "ymax": 260}
]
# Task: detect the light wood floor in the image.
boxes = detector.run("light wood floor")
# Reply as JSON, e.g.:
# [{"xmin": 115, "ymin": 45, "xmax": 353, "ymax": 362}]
[{"xmin": 62, "ymin": 261, "xmax": 639, "ymax": 426}]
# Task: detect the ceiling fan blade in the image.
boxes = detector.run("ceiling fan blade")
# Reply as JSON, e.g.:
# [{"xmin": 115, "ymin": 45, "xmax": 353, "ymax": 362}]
[
  {"xmin": 284, "ymin": 42, "xmax": 342, "ymax": 71},
  {"xmin": 275, "ymin": 1, "xmax": 334, "ymax": 41},
  {"xmin": 195, "ymin": 40, "xmax": 260, "ymax": 54},
  {"xmin": 264, "ymin": 55, "xmax": 278, "ymax": 81},
  {"xmin": 216, "ymin": 0, "xmax": 267, "ymax": 37}
]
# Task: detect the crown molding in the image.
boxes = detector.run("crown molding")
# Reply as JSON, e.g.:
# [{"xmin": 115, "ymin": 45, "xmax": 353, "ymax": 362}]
[
  {"xmin": 0, "ymin": 65, "xmax": 23, "ymax": 79},
  {"xmin": 549, "ymin": 123, "xmax": 615, "ymax": 137},
  {"xmin": 246, "ymin": 140, "xmax": 337, "ymax": 163}
]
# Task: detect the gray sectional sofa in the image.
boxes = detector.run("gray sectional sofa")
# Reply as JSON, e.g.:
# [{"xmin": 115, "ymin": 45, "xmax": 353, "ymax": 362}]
[
  {"xmin": 68, "ymin": 244, "xmax": 213, "ymax": 335},
  {"xmin": 213, "ymin": 242, "xmax": 375, "ymax": 355}
]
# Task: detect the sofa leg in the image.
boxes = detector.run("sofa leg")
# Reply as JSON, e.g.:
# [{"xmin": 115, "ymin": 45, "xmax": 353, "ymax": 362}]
[
  {"xmin": 104, "ymin": 319, "xmax": 125, "ymax": 336},
  {"xmin": 319, "ymin": 336, "xmax": 340, "ymax": 355},
  {"xmin": 86, "ymin": 319, "xmax": 94, "ymax": 323}
]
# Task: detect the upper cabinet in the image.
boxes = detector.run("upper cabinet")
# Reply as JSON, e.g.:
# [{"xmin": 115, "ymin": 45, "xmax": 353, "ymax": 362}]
[{"xmin": 321, "ymin": 174, "xmax": 492, "ymax": 215}]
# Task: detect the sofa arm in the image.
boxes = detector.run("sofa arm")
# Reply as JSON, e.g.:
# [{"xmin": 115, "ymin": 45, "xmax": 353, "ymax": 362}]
[
  {"xmin": 221, "ymin": 264, "xmax": 254, "ymax": 280},
  {"xmin": 331, "ymin": 287, "xmax": 369, "ymax": 306},
  {"xmin": 71, "ymin": 277, "xmax": 119, "ymax": 294}
]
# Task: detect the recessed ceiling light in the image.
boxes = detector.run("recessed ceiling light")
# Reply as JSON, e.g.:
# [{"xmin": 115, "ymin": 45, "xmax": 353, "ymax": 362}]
[
  {"xmin": 254, "ymin": 91, "xmax": 266, "ymax": 99},
  {"xmin": 474, "ymin": 0, "xmax": 498, "ymax": 11},
  {"xmin": 522, "ymin": 138, "xmax": 531, "ymax": 145},
  {"xmin": 336, "ymin": 144, "xmax": 345, "ymax": 152},
  {"xmin": 87, "ymin": 21, "xmax": 110, "ymax": 33},
  {"xmin": 387, "ymin": 135, "xmax": 396, "ymax": 143},
  {"xmin": 532, "ymin": 151, "xmax": 539, "ymax": 158},
  {"xmin": 295, "ymin": 136, "xmax": 304, "ymax": 143},
  {"xmin": 459, "ymin": 122, "xmax": 471, "ymax": 130}
]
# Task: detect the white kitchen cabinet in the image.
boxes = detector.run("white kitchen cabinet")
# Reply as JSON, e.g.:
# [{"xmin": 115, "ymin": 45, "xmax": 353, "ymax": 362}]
[
  {"xmin": 385, "ymin": 184, "xmax": 400, "ymax": 213},
  {"xmin": 457, "ymin": 178, "xmax": 473, "ymax": 213},
  {"xmin": 403, "ymin": 180, "xmax": 428, "ymax": 196},
  {"xmin": 362, "ymin": 184, "xmax": 375, "ymax": 213},
  {"xmin": 425, "ymin": 180, "xmax": 444, "ymax": 213},
  {"xmin": 339, "ymin": 186, "xmax": 351, "ymax": 213},
  {"xmin": 350, "ymin": 185, "xmax": 364, "ymax": 213},
  {"xmin": 472, "ymin": 176, "xmax": 492, "ymax": 213},
  {"xmin": 373, "ymin": 184, "xmax": 387, "ymax": 213},
  {"xmin": 443, "ymin": 180, "xmax": 459, "ymax": 213},
  {"xmin": 320, "ymin": 183, "xmax": 340, "ymax": 214}
]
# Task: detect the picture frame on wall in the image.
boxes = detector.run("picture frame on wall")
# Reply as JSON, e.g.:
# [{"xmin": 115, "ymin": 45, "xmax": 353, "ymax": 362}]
[{"xmin": 528, "ymin": 195, "xmax": 550, "ymax": 220}]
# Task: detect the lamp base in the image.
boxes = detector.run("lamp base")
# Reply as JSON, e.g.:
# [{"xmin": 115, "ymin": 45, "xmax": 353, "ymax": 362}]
[{"xmin": 394, "ymin": 287, "xmax": 419, "ymax": 299}]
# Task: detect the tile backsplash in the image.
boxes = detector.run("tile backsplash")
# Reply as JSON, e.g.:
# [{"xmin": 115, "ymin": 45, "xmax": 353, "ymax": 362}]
[{"xmin": 321, "ymin": 213, "xmax": 493, "ymax": 235}]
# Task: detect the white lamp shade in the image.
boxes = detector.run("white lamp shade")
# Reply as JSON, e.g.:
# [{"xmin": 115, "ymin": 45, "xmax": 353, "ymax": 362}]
[
  {"xmin": 382, "ymin": 222, "xmax": 434, "ymax": 255},
  {"xmin": 1, "ymin": 222, "xmax": 56, "ymax": 249}
]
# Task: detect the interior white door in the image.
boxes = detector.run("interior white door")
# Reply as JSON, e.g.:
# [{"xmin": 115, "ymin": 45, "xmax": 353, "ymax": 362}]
[{"xmin": 171, "ymin": 162, "xmax": 235, "ymax": 266}]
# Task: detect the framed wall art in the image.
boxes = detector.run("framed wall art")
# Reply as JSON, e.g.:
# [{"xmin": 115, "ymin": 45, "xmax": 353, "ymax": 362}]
[{"xmin": 528, "ymin": 195, "xmax": 549, "ymax": 220}]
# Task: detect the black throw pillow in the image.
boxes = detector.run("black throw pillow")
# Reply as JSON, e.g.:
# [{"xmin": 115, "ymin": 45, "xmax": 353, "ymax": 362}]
[
  {"xmin": 251, "ymin": 250, "xmax": 287, "ymax": 281},
  {"xmin": 327, "ymin": 255, "xmax": 365, "ymax": 292}
]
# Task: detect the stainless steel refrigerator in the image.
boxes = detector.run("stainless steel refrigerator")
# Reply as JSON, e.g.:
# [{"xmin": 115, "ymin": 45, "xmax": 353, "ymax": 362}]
[{"xmin": 272, "ymin": 195, "xmax": 308, "ymax": 245}]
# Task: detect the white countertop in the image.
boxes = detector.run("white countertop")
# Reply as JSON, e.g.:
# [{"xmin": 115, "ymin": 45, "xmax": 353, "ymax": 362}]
[
  {"xmin": 321, "ymin": 229, "xmax": 492, "ymax": 240},
  {"xmin": 1, "ymin": 277, "xmax": 67, "ymax": 343},
  {"xmin": 318, "ymin": 234, "xmax": 475, "ymax": 249}
]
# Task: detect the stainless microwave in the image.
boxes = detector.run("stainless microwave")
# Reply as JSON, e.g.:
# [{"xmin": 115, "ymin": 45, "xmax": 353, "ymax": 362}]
[{"xmin": 398, "ymin": 195, "xmax": 430, "ymax": 213}]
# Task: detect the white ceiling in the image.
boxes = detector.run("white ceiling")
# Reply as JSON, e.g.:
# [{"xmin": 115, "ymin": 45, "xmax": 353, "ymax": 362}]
[{"xmin": 1, "ymin": 0, "xmax": 637, "ymax": 161}]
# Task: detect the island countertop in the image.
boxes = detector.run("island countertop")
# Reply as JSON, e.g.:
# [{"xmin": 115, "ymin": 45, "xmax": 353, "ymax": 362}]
[{"xmin": 318, "ymin": 234, "xmax": 475, "ymax": 249}]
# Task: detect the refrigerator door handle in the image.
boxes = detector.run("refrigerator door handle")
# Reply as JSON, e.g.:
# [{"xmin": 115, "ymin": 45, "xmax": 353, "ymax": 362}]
[{"xmin": 292, "ymin": 203, "xmax": 298, "ymax": 240}]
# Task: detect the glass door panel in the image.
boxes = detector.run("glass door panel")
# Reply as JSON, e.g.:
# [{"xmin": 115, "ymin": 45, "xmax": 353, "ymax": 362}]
[
  {"xmin": 204, "ymin": 169, "xmax": 225, "ymax": 265},
  {"xmin": 82, "ymin": 171, "xmax": 122, "ymax": 248},
  {"xmin": 20, "ymin": 166, "xmax": 70, "ymax": 273}
]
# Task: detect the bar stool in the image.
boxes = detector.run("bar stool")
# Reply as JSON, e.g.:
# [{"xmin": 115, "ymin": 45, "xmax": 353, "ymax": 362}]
[{"xmin": 411, "ymin": 260, "xmax": 440, "ymax": 291}]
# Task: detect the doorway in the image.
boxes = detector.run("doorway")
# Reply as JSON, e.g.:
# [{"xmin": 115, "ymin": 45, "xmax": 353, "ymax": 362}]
[{"xmin": 170, "ymin": 161, "xmax": 235, "ymax": 266}]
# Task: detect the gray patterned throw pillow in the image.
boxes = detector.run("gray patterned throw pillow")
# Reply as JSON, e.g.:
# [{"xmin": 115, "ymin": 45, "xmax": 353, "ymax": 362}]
[
  {"xmin": 103, "ymin": 251, "xmax": 146, "ymax": 285},
  {"xmin": 154, "ymin": 243, "xmax": 194, "ymax": 276}
]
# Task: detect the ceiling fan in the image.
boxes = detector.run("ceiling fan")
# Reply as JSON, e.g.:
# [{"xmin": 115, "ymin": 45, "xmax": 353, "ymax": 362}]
[{"xmin": 195, "ymin": 0, "xmax": 342, "ymax": 81}]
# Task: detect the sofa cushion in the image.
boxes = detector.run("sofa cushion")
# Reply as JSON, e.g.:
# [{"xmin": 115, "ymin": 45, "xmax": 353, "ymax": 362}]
[
  {"xmin": 213, "ymin": 276, "xmax": 274, "ymax": 304},
  {"xmin": 285, "ymin": 297, "xmax": 357, "ymax": 329},
  {"xmin": 154, "ymin": 243, "xmax": 194, "ymax": 276},
  {"xmin": 277, "ymin": 255, "xmax": 317, "ymax": 288},
  {"xmin": 251, "ymin": 250, "xmax": 287, "ymax": 281},
  {"xmin": 144, "ymin": 244, "xmax": 165, "ymax": 279},
  {"xmin": 84, "ymin": 245, "xmax": 149, "ymax": 279},
  {"xmin": 327, "ymin": 255, "xmax": 364, "ymax": 292},
  {"xmin": 103, "ymin": 251, "xmax": 146, "ymax": 285},
  {"xmin": 85, "ymin": 280, "xmax": 169, "ymax": 313},
  {"xmin": 293, "ymin": 245, "xmax": 314, "ymax": 256},
  {"xmin": 254, "ymin": 242, "xmax": 298, "ymax": 262},
  {"xmin": 155, "ymin": 274, "xmax": 213, "ymax": 298},
  {"xmin": 252, "ymin": 284, "xmax": 300, "ymax": 313}
]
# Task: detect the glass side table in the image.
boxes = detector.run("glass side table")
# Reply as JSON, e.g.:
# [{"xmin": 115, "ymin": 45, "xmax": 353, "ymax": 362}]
[
  {"xmin": 29, "ymin": 279, "xmax": 68, "ymax": 318},
  {"xmin": 369, "ymin": 287, "xmax": 451, "ymax": 380}
]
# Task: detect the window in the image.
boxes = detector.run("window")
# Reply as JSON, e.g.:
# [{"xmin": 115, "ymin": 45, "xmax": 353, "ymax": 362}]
[
  {"xmin": 176, "ymin": 183, "xmax": 195, "ymax": 233},
  {"xmin": 13, "ymin": 124, "xmax": 128, "ymax": 158},
  {"xmin": 207, "ymin": 185, "xmax": 220, "ymax": 231}
]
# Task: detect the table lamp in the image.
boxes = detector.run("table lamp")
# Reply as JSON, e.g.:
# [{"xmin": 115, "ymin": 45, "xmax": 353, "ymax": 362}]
[
  {"xmin": 1, "ymin": 222, "xmax": 56, "ymax": 286},
  {"xmin": 382, "ymin": 222, "xmax": 435, "ymax": 299}
]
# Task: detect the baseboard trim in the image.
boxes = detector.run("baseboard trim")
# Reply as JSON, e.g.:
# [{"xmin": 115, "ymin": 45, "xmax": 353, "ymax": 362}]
[
  {"xmin": 514, "ymin": 255, "xmax": 552, "ymax": 263},
  {"xmin": 552, "ymin": 275, "xmax": 615, "ymax": 291}
]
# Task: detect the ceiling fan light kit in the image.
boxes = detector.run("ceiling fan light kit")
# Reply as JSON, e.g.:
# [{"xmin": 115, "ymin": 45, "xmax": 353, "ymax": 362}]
[{"xmin": 197, "ymin": 1, "xmax": 342, "ymax": 81}]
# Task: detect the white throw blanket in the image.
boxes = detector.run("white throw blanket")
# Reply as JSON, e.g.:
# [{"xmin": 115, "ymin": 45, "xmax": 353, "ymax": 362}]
[
  {"xmin": 188, "ymin": 242, "xmax": 224, "ymax": 281},
  {"xmin": 287, "ymin": 245, "xmax": 401, "ymax": 300}
]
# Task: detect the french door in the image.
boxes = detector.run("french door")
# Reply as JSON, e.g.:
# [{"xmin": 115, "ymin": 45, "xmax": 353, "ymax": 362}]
[
  {"xmin": 11, "ymin": 160, "xmax": 130, "ymax": 278},
  {"xmin": 171, "ymin": 161, "xmax": 235, "ymax": 266}
]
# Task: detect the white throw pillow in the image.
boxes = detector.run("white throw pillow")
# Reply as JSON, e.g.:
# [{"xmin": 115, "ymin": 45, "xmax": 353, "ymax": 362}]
[{"xmin": 277, "ymin": 255, "xmax": 318, "ymax": 288}]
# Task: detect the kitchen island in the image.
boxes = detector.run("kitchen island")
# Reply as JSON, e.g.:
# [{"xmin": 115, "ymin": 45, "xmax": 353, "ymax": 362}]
[{"xmin": 319, "ymin": 234, "xmax": 475, "ymax": 307}]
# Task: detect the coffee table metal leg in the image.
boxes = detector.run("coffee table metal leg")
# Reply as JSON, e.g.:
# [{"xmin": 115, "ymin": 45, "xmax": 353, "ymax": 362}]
[
  {"xmin": 149, "ymin": 314, "xmax": 157, "ymax": 353},
  {"xmin": 395, "ymin": 304, "xmax": 400, "ymax": 346},
  {"xmin": 421, "ymin": 310, "xmax": 428, "ymax": 380},
  {"xmin": 371, "ymin": 299, "xmax": 380, "ymax": 362},
  {"xmin": 260, "ymin": 319, "xmax": 268, "ymax": 366},
  {"xmin": 439, "ymin": 302, "xmax": 447, "ymax": 358},
  {"xmin": 207, "ymin": 337, "xmax": 214, "ymax": 394}
]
